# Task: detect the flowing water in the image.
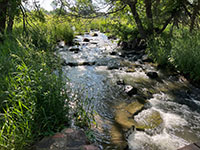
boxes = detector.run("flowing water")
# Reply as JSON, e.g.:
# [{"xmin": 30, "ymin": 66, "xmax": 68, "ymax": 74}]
[{"xmin": 56, "ymin": 31, "xmax": 200, "ymax": 150}]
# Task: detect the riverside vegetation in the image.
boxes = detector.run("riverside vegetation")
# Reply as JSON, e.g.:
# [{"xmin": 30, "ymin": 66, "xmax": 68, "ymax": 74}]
[
  {"xmin": 0, "ymin": 12, "xmax": 95, "ymax": 149},
  {"xmin": 0, "ymin": 0, "xmax": 200, "ymax": 149}
]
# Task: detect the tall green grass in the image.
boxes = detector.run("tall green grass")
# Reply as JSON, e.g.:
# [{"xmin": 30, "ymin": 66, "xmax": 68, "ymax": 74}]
[
  {"xmin": 0, "ymin": 36, "xmax": 69, "ymax": 149},
  {"xmin": 147, "ymin": 29, "xmax": 200, "ymax": 80}
]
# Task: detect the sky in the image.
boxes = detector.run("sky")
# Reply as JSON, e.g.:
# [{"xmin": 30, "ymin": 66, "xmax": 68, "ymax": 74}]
[
  {"xmin": 35, "ymin": 0, "xmax": 54, "ymax": 11},
  {"xmin": 29, "ymin": 0, "xmax": 108, "ymax": 12},
  {"xmin": 39, "ymin": 0, "xmax": 54, "ymax": 11}
]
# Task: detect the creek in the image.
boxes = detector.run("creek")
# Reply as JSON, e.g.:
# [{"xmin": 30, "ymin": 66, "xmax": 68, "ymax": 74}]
[{"xmin": 56, "ymin": 31, "xmax": 200, "ymax": 150}]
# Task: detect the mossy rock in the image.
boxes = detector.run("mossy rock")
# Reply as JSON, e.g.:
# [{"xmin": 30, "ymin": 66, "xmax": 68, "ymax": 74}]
[
  {"xmin": 115, "ymin": 101, "xmax": 145, "ymax": 129},
  {"xmin": 134, "ymin": 110, "xmax": 163, "ymax": 130},
  {"xmin": 115, "ymin": 101, "xmax": 162, "ymax": 131}
]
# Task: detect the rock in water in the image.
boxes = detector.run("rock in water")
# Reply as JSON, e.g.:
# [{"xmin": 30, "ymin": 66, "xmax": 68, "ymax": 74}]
[
  {"xmin": 68, "ymin": 46, "xmax": 81, "ymax": 53},
  {"xmin": 93, "ymin": 33, "xmax": 98, "ymax": 37},
  {"xmin": 83, "ymin": 38, "xmax": 90, "ymax": 42},
  {"xmin": 116, "ymin": 79, "xmax": 125, "ymax": 85},
  {"xmin": 34, "ymin": 128, "xmax": 99, "ymax": 150},
  {"xmin": 110, "ymin": 51, "xmax": 117, "ymax": 55},
  {"xmin": 125, "ymin": 85, "xmax": 137, "ymax": 96},
  {"xmin": 146, "ymin": 72, "xmax": 158, "ymax": 79}
]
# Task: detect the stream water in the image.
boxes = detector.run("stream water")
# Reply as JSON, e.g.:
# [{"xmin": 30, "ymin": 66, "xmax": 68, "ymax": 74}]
[{"xmin": 56, "ymin": 31, "xmax": 200, "ymax": 150}]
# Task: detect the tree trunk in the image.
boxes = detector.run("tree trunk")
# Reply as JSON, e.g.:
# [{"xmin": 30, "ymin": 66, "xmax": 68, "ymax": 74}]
[
  {"xmin": 144, "ymin": 0, "xmax": 153, "ymax": 34},
  {"xmin": 0, "ymin": 0, "xmax": 8, "ymax": 34},
  {"xmin": 190, "ymin": 1, "xmax": 199, "ymax": 32},
  {"xmin": 127, "ymin": 0, "xmax": 147, "ymax": 39},
  {"xmin": 7, "ymin": 15, "xmax": 14, "ymax": 33}
]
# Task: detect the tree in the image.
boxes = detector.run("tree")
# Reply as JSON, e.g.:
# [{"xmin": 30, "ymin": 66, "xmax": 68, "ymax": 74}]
[
  {"xmin": 0, "ymin": 0, "xmax": 25, "ymax": 37},
  {"xmin": 0, "ymin": 0, "xmax": 8, "ymax": 35}
]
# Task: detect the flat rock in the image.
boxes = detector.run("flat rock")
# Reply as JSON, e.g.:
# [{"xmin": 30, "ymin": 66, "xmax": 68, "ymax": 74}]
[{"xmin": 125, "ymin": 101, "xmax": 144, "ymax": 115}]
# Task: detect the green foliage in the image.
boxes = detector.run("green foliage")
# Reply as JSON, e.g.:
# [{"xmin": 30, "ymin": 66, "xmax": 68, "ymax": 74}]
[
  {"xmin": 0, "ymin": 14, "xmax": 98, "ymax": 149},
  {"xmin": 147, "ymin": 32, "xmax": 172, "ymax": 65},
  {"xmin": 0, "ymin": 36, "xmax": 69, "ymax": 149},
  {"xmin": 13, "ymin": 15, "xmax": 74, "ymax": 49},
  {"xmin": 170, "ymin": 29, "xmax": 200, "ymax": 80},
  {"xmin": 147, "ymin": 29, "xmax": 200, "ymax": 80},
  {"xmin": 51, "ymin": 22, "xmax": 74, "ymax": 44}
]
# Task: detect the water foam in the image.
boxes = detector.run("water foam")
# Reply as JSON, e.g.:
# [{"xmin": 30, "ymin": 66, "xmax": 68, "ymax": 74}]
[{"xmin": 128, "ymin": 129, "xmax": 189, "ymax": 150}]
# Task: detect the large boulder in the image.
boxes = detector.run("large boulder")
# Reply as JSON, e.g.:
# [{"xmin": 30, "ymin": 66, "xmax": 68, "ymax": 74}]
[{"xmin": 34, "ymin": 128, "xmax": 99, "ymax": 150}]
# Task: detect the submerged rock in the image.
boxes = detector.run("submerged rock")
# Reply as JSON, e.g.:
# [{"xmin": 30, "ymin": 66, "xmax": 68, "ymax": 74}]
[
  {"xmin": 115, "ymin": 109, "xmax": 137, "ymax": 129},
  {"xmin": 110, "ymin": 125, "xmax": 128, "ymax": 149},
  {"xmin": 63, "ymin": 61, "xmax": 96, "ymax": 67},
  {"xmin": 142, "ymin": 55, "xmax": 153, "ymax": 63},
  {"xmin": 58, "ymin": 41, "xmax": 65, "ymax": 48}
]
